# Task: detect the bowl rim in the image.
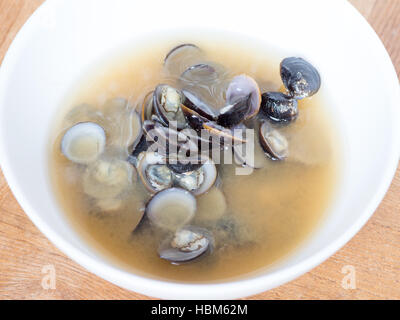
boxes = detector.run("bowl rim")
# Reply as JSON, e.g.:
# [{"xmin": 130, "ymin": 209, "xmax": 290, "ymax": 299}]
[{"xmin": 0, "ymin": 0, "xmax": 399, "ymax": 299}]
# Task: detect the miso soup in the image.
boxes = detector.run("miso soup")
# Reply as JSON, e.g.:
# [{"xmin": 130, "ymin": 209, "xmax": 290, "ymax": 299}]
[{"xmin": 50, "ymin": 36, "xmax": 339, "ymax": 282}]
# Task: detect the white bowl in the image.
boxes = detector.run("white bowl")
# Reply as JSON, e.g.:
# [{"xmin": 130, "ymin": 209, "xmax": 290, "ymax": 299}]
[{"xmin": 0, "ymin": 0, "xmax": 399, "ymax": 299}]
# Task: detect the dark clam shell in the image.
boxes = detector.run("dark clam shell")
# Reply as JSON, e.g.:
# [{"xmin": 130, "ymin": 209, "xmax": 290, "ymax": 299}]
[
  {"xmin": 167, "ymin": 160, "xmax": 204, "ymax": 174},
  {"xmin": 182, "ymin": 109, "xmax": 206, "ymax": 131},
  {"xmin": 166, "ymin": 152, "xmax": 207, "ymax": 174},
  {"xmin": 260, "ymin": 92, "xmax": 298, "ymax": 122},
  {"xmin": 182, "ymin": 90, "xmax": 217, "ymax": 121},
  {"xmin": 217, "ymin": 95, "xmax": 251, "ymax": 128},
  {"xmin": 280, "ymin": 57, "xmax": 321, "ymax": 99},
  {"xmin": 217, "ymin": 75, "xmax": 261, "ymax": 128},
  {"xmin": 129, "ymin": 134, "xmax": 149, "ymax": 164}
]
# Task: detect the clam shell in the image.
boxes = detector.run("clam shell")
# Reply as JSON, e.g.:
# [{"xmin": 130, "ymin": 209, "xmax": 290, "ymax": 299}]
[
  {"xmin": 260, "ymin": 92, "xmax": 298, "ymax": 123},
  {"xmin": 146, "ymin": 188, "xmax": 196, "ymax": 231},
  {"xmin": 259, "ymin": 121, "xmax": 289, "ymax": 160},
  {"xmin": 280, "ymin": 57, "xmax": 321, "ymax": 99},
  {"xmin": 136, "ymin": 151, "xmax": 172, "ymax": 193},
  {"xmin": 218, "ymin": 74, "xmax": 261, "ymax": 127},
  {"xmin": 61, "ymin": 122, "xmax": 106, "ymax": 164},
  {"xmin": 158, "ymin": 226, "xmax": 213, "ymax": 263}
]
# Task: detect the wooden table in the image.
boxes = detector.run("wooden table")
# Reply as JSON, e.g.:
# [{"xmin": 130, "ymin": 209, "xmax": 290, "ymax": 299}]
[{"xmin": 0, "ymin": 0, "xmax": 399, "ymax": 300}]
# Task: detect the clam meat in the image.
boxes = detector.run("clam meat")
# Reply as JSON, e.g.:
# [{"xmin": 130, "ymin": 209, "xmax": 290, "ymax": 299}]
[
  {"xmin": 136, "ymin": 151, "xmax": 173, "ymax": 193},
  {"xmin": 153, "ymin": 85, "xmax": 187, "ymax": 129},
  {"xmin": 259, "ymin": 121, "xmax": 289, "ymax": 160},
  {"xmin": 158, "ymin": 226, "xmax": 213, "ymax": 263}
]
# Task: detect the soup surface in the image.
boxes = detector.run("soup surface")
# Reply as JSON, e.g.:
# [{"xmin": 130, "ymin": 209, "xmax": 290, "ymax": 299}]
[{"xmin": 50, "ymin": 37, "xmax": 339, "ymax": 282}]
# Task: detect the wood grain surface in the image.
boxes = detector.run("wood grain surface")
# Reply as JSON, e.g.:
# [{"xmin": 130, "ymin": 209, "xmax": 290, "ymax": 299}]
[{"xmin": 0, "ymin": 0, "xmax": 399, "ymax": 300}]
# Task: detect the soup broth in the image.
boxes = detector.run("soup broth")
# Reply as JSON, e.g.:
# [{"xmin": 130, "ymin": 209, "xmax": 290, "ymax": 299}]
[{"xmin": 50, "ymin": 37, "xmax": 339, "ymax": 282}]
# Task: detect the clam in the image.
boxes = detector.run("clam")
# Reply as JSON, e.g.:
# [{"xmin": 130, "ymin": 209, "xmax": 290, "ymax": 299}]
[
  {"xmin": 173, "ymin": 170, "xmax": 204, "ymax": 193},
  {"xmin": 172, "ymin": 155, "xmax": 218, "ymax": 195},
  {"xmin": 280, "ymin": 57, "xmax": 321, "ymax": 99},
  {"xmin": 158, "ymin": 226, "xmax": 213, "ymax": 263},
  {"xmin": 166, "ymin": 153, "xmax": 204, "ymax": 174},
  {"xmin": 180, "ymin": 104, "xmax": 209, "ymax": 132},
  {"xmin": 217, "ymin": 75, "xmax": 261, "ymax": 127},
  {"xmin": 82, "ymin": 159, "xmax": 135, "ymax": 199},
  {"xmin": 260, "ymin": 92, "xmax": 298, "ymax": 123},
  {"xmin": 153, "ymin": 85, "xmax": 187, "ymax": 129},
  {"xmin": 180, "ymin": 63, "xmax": 218, "ymax": 84},
  {"xmin": 180, "ymin": 61, "xmax": 230, "ymax": 108},
  {"xmin": 181, "ymin": 90, "xmax": 217, "ymax": 131},
  {"xmin": 146, "ymin": 188, "xmax": 196, "ymax": 231},
  {"xmin": 217, "ymin": 95, "xmax": 251, "ymax": 128},
  {"xmin": 129, "ymin": 135, "xmax": 149, "ymax": 164},
  {"xmin": 182, "ymin": 90, "xmax": 217, "ymax": 121},
  {"xmin": 164, "ymin": 43, "xmax": 201, "ymax": 65},
  {"xmin": 136, "ymin": 151, "xmax": 173, "ymax": 193},
  {"xmin": 164, "ymin": 44, "xmax": 203, "ymax": 77},
  {"xmin": 259, "ymin": 121, "xmax": 289, "ymax": 160},
  {"xmin": 61, "ymin": 122, "xmax": 106, "ymax": 164}
]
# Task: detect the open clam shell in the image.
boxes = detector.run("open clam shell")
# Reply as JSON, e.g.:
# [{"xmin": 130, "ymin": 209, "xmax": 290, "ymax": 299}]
[
  {"xmin": 259, "ymin": 121, "xmax": 289, "ymax": 160},
  {"xmin": 61, "ymin": 122, "xmax": 106, "ymax": 164},
  {"xmin": 164, "ymin": 44, "xmax": 201, "ymax": 65},
  {"xmin": 217, "ymin": 74, "xmax": 261, "ymax": 127},
  {"xmin": 180, "ymin": 63, "xmax": 218, "ymax": 84},
  {"xmin": 146, "ymin": 188, "xmax": 196, "ymax": 231},
  {"xmin": 171, "ymin": 155, "xmax": 218, "ymax": 195},
  {"xmin": 158, "ymin": 225, "xmax": 214, "ymax": 263},
  {"xmin": 163, "ymin": 44, "xmax": 203, "ymax": 77},
  {"xmin": 136, "ymin": 151, "xmax": 173, "ymax": 193},
  {"xmin": 182, "ymin": 89, "xmax": 217, "ymax": 120}
]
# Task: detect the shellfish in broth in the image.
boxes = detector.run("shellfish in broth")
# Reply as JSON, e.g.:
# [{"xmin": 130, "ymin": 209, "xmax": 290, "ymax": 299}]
[{"xmin": 51, "ymin": 38, "xmax": 338, "ymax": 282}]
